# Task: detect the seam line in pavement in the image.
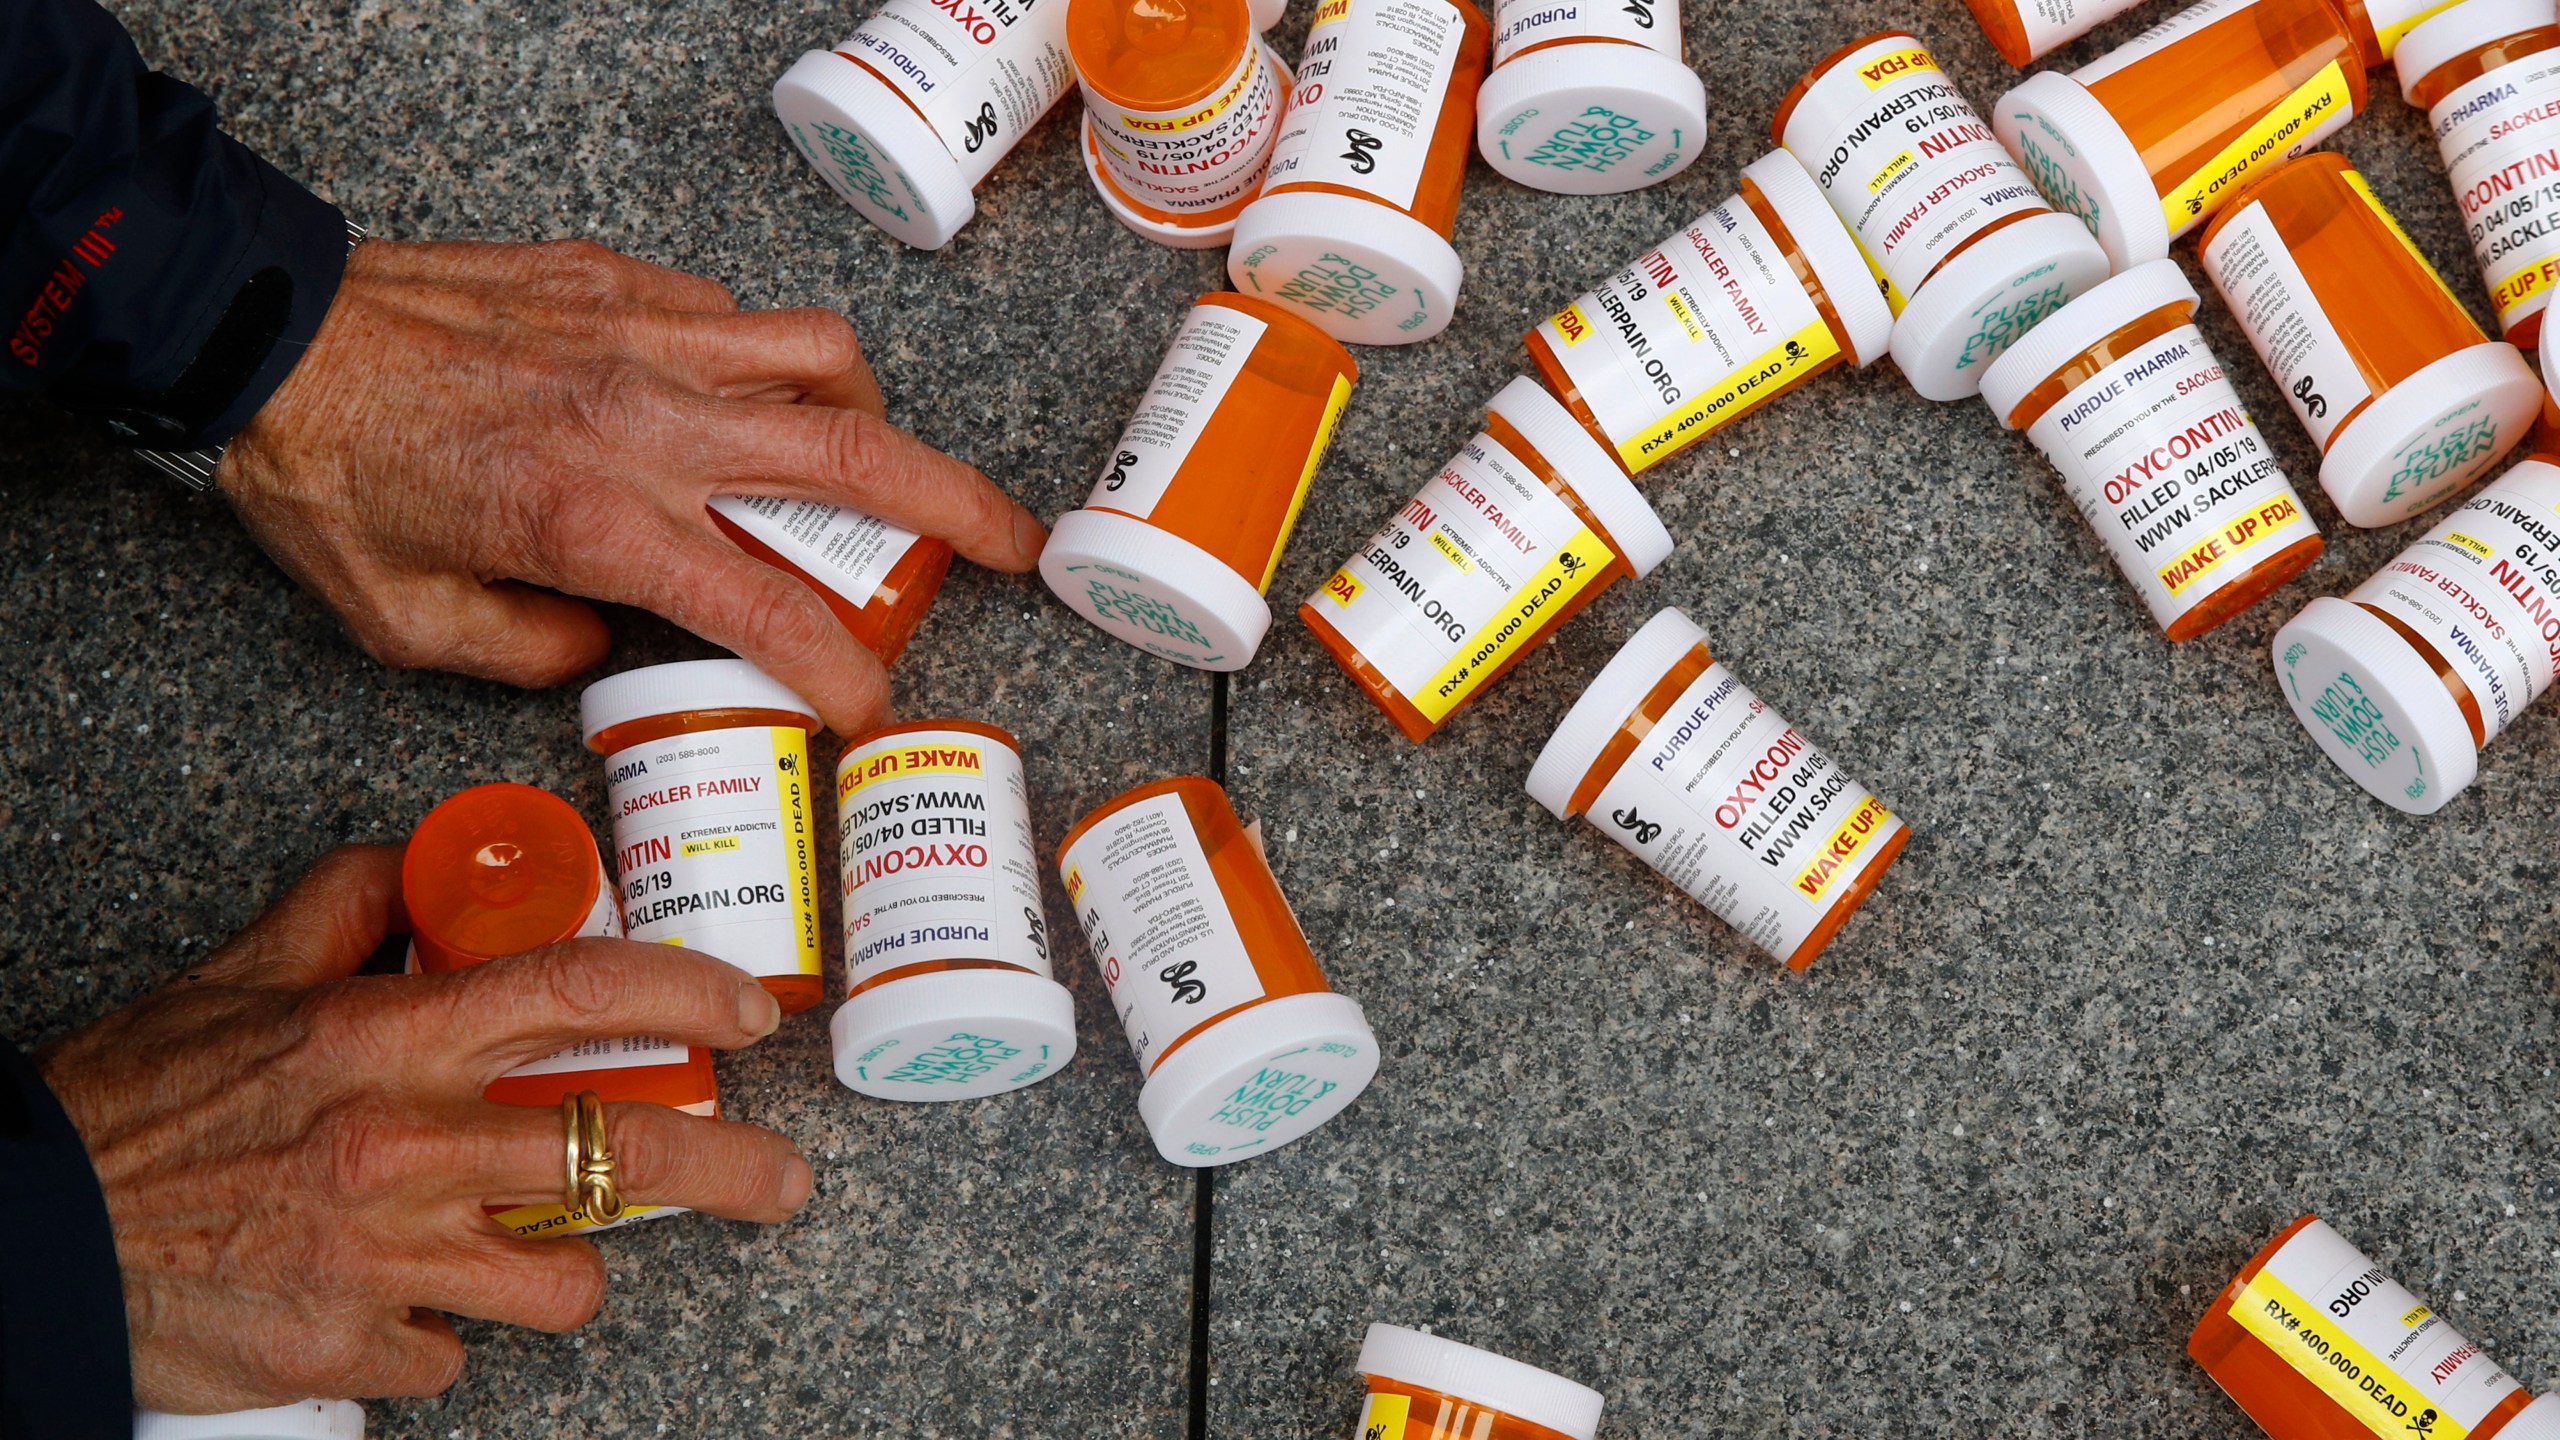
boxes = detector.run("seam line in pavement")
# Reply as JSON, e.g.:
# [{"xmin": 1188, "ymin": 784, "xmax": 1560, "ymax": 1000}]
[{"xmin": 1186, "ymin": 669, "xmax": 1231, "ymax": 1440}]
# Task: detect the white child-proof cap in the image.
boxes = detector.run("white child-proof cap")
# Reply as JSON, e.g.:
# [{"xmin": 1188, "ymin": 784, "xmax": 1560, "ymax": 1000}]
[
  {"xmin": 579, "ymin": 658, "xmax": 821, "ymax": 746},
  {"xmin": 1041, "ymin": 509, "xmax": 1276, "ymax": 670},
  {"xmin": 2500, "ymin": 1395, "xmax": 2560, "ymax": 1440},
  {"xmin": 136, "ymin": 1403, "xmax": 365, "ymax": 1440},
  {"xmin": 2318, "ymin": 341, "xmax": 2540, "ymax": 527},
  {"xmin": 1138, "ymin": 990, "xmax": 1380, "ymax": 1166},
  {"xmin": 1473, "ymin": 45, "xmax": 1707, "ymax": 195},
  {"xmin": 2398, "ymin": 0, "xmax": 2560, "ymax": 103},
  {"xmin": 2272, "ymin": 595, "xmax": 2481, "ymax": 814},
  {"xmin": 773, "ymin": 49, "xmax": 979, "ymax": 251},
  {"xmin": 1524, "ymin": 606, "xmax": 1709, "ymax": 818},
  {"xmin": 1227, "ymin": 191, "xmax": 1465, "ymax": 345},
  {"xmin": 1977, "ymin": 259, "xmax": 2199, "ymax": 427},
  {"xmin": 1890, "ymin": 210, "xmax": 2112, "ymax": 402},
  {"xmin": 831, "ymin": 967, "xmax": 1080, "ymax": 1102},
  {"xmin": 1355, "ymin": 1325, "xmax": 1606, "ymax": 1440},
  {"xmin": 1485, "ymin": 377, "xmax": 1674, "ymax": 576},
  {"xmin": 1993, "ymin": 70, "xmax": 2173, "ymax": 270},
  {"xmin": 1742, "ymin": 151, "xmax": 1894, "ymax": 368}
]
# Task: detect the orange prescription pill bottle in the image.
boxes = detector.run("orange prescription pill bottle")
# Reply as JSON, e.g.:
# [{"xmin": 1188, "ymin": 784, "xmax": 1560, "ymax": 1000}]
[
  {"xmin": 1352, "ymin": 1324, "xmax": 1605, "ymax": 1440},
  {"xmin": 1227, "ymin": 0, "xmax": 1491, "ymax": 344},
  {"xmin": 771, "ymin": 0, "xmax": 1075, "ymax": 250},
  {"xmin": 1525, "ymin": 608, "xmax": 1907, "ymax": 969},
  {"xmin": 2200, "ymin": 153, "xmax": 2542, "ymax": 527},
  {"xmin": 135, "ymin": 1401, "xmax": 367, "ymax": 1440},
  {"xmin": 1041, "ymin": 293, "xmax": 1357, "ymax": 670},
  {"xmin": 1057, "ymin": 777, "xmax": 1379, "ymax": 1166},
  {"xmin": 1525, "ymin": 150, "xmax": 1896, "ymax": 475},
  {"xmin": 2191, "ymin": 1216, "xmax": 2560, "ymax": 1440},
  {"xmin": 581, "ymin": 660, "xmax": 827, "ymax": 1014},
  {"xmin": 709, "ymin": 498, "xmax": 951, "ymax": 667},
  {"xmin": 1071, "ymin": 0, "xmax": 1292, "ymax": 248},
  {"xmin": 1773, "ymin": 33, "xmax": 2110, "ymax": 402},
  {"xmin": 1301, "ymin": 377, "xmax": 1674, "ymax": 742},
  {"xmin": 831, "ymin": 719, "xmax": 1078, "ymax": 1100},
  {"xmin": 1471, "ymin": 0, "xmax": 1706, "ymax": 193},
  {"xmin": 403, "ymin": 784, "xmax": 715, "ymax": 1237},
  {"xmin": 2400, "ymin": 0, "xmax": 2560, "ymax": 347},
  {"xmin": 1977, "ymin": 260, "xmax": 2325, "ymax": 641},
  {"xmin": 1993, "ymin": 0, "xmax": 2366, "ymax": 271},
  {"xmin": 2271, "ymin": 455, "xmax": 2560, "ymax": 813}
]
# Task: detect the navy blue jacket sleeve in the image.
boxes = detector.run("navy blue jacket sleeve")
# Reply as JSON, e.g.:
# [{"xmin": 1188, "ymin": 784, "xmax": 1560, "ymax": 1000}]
[
  {"xmin": 0, "ymin": 1037, "xmax": 130, "ymax": 1440},
  {"xmin": 3, "ymin": 0, "xmax": 348, "ymax": 450}
]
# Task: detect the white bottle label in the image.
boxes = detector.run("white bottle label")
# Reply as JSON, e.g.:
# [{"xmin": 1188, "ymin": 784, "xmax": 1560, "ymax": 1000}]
[
  {"xmin": 607, "ymin": 725, "xmax": 824, "ymax": 981},
  {"xmin": 2430, "ymin": 52, "xmax": 2560, "ymax": 335},
  {"xmin": 2202, "ymin": 198, "xmax": 2372, "ymax": 451},
  {"xmin": 2349, "ymin": 463, "xmax": 2560, "ymax": 744},
  {"xmin": 1059, "ymin": 791, "xmax": 1268, "ymax": 1071},
  {"xmin": 2070, "ymin": 0, "xmax": 2258, "ymax": 84},
  {"xmin": 839, "ymin": 0, "xmax": 1076, "ymax": 186},
  {"xmin": 2024, "ymin": 323, "xmax": 2318, "ymax": 630},
  {"xmin": 1313, "ymin": 431, "xmax": 1616, "ymax": 723},
  {"xmin": 710, "ymin": 496, "xmax": 923, "ymax": 612},
  {"xmin": 505, "ymin": 1032, "xmax": 695, "ymax": 1079},
  {"xmin": 2229, "ymin": 1220, "xmax": 2523, "ymax": 1436},
  {"xmin": 1090, "ymin": 302, "xmax": 1270, "ymax": 517},
  {"xmin": 837, "ymin": 728, "xmax": 1053, "ymax": 987},
  {"xmin": 1261, "ymin": 0, "xmax": 1468, "ymax": 212},
  {"xmin": 1780, "ymin": 37, "xmax": 2048, "ymax": 306},
  {"xmin": 1536, "ymin": 196, "xmax": 1839, "ymax": 472},
  {"xmin": 2009, "ymin": 0, "xmax": 2148, "ymax": 61},
  {"xmin": 1589, "ymin": 661, "xmax": 1902, "ymax": 962},
  {"xmin": 1085, "ymin": 43, "xmax": 1289, "ymax": 215},
  {"xmin": 1490, "ymin": 0, "xmax": 1676, "ymax": 64}
]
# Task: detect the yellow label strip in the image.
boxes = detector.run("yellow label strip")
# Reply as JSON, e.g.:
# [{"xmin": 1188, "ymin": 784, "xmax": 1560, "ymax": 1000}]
[
  {"xmin": 2159, "ymin": 61, "xmax": 2352, "ymax": 233},
  {"xmin": 1407, "ymin": 525, "xmax": 1614, "ymax": 722},
  {"xmin": 2230, "ymin": 1269, "xmax": 2474, "ymax": 1440},
  {"xmin": 1618, "ymin": 318, "xmax": 1841, "ymax": 472},
  {"xmin": 1856, "ymin": 46, "xmax": 1939, "ymax": 88},
  {"xmin": 838, "ymin": 741, "xmax": 986, "ymax": 798},
  {"xmin": 2157, "ymin": 492, "xmax": 2304, "ymax": 598},
  {"xmin": 492, "ymin": 1199, "xmax": 670, "ymax": 1239},
  {"xmin": 1793, "ymin": 795, "xmax": 1894, "ymax": 903},
  {"xmin": 771, "ymin": 727, "xmax": 824, "ymax": 979},
  {"xmin": 1259, "ymin": 372, "xmax": 1353, "ymax": 592},
  {"xmin": 1354, "ymin": 1393, "xmax": 1411, "ymax": 1440},
  {"xmin": 2490, "ymin": 257, "xmax": 2560, "ymax": 318}
]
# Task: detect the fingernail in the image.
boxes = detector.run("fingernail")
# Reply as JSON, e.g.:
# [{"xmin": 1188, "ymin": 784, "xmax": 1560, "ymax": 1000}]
[
  {"xmin": 740, "ymin": 982, "xmax": 782, "ymax": 1038},
  {"xmin": 1010, "ymin": 508, "xmax": 1048, "ymax": 565},
  {"xmin": 779, "ymin": 1154, "xmax": 815, "ymax": 1212}
]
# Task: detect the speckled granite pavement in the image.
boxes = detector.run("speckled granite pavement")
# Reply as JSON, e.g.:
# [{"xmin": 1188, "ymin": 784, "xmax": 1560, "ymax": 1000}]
[{"xmin": 2, "ymin": 0, "xmax": 2557, "ymax": 1433}]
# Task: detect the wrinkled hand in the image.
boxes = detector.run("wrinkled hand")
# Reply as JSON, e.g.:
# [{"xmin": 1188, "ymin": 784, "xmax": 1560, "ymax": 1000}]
[
  {"xmin": 37, "ymin": 846, "xmax": 811, "ymax": 1410},
  {"xmin": 219, "ymin": 238, "xmax": 1045, "ymax": 733}
]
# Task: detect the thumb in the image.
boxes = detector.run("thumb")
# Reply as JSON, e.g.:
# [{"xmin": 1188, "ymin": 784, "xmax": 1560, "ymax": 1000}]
[{"xmin": 192, "ymin": 845, "xmax": 410, "ymax": 990}]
